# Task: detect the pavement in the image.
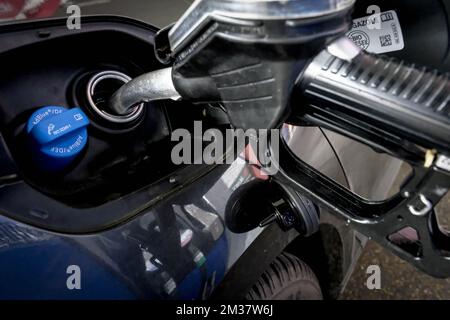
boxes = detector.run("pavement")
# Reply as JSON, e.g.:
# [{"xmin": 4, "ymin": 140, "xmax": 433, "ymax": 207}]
[{"xmin": 341, "ymin": 185, "xmax": 450, "ymax": 300}]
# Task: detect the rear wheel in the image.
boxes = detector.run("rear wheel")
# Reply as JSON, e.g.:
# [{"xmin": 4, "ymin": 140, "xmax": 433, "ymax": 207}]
[{"xmin": 246, "ymin": 252, "xmax": 323, "ymax": 300}]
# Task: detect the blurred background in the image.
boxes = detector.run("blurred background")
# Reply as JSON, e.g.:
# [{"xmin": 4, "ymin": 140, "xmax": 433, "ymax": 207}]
[{"xmin": 341, "ymin": 239, "xmax": 450, "ymax": 300}]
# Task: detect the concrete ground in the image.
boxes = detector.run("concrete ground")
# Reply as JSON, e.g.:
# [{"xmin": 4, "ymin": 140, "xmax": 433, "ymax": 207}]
[
  {"xmin": 341, "ymin": 186, "xmax": 450, "ymax": 300},
  {"xmin": 341, "ymin": 240, "xmax": 450, "ymax": 299}
]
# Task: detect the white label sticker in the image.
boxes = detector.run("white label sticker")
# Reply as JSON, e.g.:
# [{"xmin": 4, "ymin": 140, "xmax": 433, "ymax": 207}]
[{"xmin": 347, "ymin": 10, "xmax": 405, "ymax": 54}]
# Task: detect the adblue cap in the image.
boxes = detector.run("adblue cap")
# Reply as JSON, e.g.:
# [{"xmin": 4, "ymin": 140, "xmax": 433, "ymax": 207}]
[{"xmin": 27, "ymin": 106, "xmax": 89, "ymax": 171}]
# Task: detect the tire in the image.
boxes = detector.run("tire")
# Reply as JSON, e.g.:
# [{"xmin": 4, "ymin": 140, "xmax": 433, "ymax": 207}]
[{"xmin": 246, "ymin": 252, "xmax": 323, "ymax": 300}]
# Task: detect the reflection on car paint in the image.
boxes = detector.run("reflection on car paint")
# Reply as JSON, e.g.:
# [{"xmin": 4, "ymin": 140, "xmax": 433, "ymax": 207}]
[{"xmin": 0, "ymin": 157, "xmax": 251, "ymax": 299}]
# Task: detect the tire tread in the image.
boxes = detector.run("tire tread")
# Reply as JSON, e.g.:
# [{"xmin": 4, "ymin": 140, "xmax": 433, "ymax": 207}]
[{"xmin": 246, "ymin": 252, "xmax": 322, "ymax": 300}]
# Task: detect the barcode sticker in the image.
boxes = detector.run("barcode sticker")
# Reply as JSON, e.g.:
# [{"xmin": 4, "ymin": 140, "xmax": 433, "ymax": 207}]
[{"xmin": 347, "ymin": 10, "xmax": 405, "ymax": 54}]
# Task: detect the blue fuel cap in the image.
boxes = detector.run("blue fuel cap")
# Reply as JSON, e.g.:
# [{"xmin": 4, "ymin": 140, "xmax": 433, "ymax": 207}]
[{"xmin": 27, "ymin": 106, "xmax": 89, "ymax": 171}]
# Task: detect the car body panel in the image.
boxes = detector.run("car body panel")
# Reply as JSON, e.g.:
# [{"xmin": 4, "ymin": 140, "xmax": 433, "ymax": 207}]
[{"xmin": 0, "ymin": 122, "xmax": 390, "ymax": 299}]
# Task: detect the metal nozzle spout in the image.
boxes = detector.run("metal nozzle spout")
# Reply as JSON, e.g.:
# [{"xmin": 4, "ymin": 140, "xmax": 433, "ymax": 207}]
[{"xmin": 109, "ymin": 67, "xmax": 181, "ymax": 115}]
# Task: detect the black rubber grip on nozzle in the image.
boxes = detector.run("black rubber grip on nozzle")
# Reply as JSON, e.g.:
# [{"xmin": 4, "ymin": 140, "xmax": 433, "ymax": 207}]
[
  {"xmin": 299, "ymin": 50, "xmax": 450, "ymax": 154},
  {"xmin": 169, "ymin": 9, "xmax": 354, "ymax": 130}
]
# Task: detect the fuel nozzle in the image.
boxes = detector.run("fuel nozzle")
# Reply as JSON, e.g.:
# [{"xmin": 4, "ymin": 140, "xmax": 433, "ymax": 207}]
[{"xmin": 110, "ymin": 0, "xmax": 355, "ymax": 130}]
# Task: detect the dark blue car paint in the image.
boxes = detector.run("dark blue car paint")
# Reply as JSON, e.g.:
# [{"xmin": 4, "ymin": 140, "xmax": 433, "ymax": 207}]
[{"xmin": 0, "ymin": 156, "xmax": 248, "ymax": 299}]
